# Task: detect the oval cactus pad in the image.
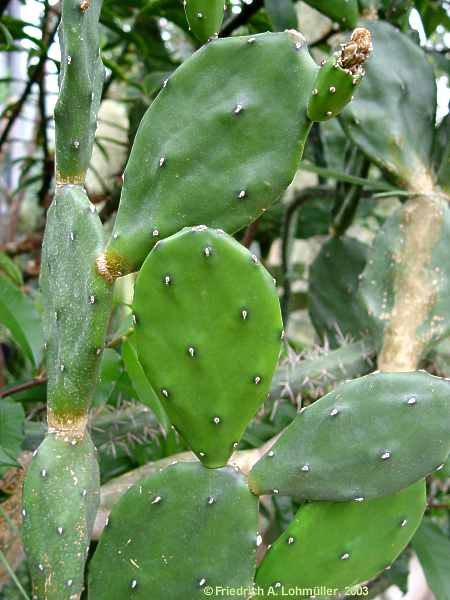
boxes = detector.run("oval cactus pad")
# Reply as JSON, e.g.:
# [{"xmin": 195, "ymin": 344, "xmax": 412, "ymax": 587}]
[
  {"xmin": 89, "ymin": 462, "xmax": 258, "ymax": 599},
  {"xmin": 133, "ymin": 227, "xmax": 283, "ymax": 467}
]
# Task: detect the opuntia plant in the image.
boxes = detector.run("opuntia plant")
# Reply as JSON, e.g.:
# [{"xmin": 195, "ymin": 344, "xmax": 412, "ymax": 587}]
[{"xmin": 0, "ymin": 1, "xmax": 448, "ymax": 599}]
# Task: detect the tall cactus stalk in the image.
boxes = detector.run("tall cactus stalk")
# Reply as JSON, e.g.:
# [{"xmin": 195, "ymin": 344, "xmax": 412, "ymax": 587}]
[{"xmin": 21, "ymin": 2, "xmax": 111, "ymax": 599}]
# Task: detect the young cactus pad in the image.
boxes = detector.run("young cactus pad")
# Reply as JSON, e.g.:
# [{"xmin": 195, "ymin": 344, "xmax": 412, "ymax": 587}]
[
  {"xmin": 307, "ymin": 28, "xmax": 372, "ymax": 122},
  {"xmin": 40, "ymin": 185, "xmax": 112, "ymax": 426},
  {"xmin": 101, "ymin": 31, "xmax": 318, "ymax": 276},
  {"xmin": 88, "ymin": 462, "xmax": 258, "ymax": 599},
  {"xmin": 360, "ymin": 195, "xmax": 450, "ymax": 371},
  {"xmin": 184, "ymin": 0, "xmax": 225, "ymax": 42},
  {"xmin": 54, "ymin": 0, "xmax": 104, "ymax": 184},
  {"xmin": 249, "ymin": 371, "xmax": 450, "ymax": 501},
  {"xmin": 133, "ymin": 227, "xmax": 283, "ymax": 468},
  {"xmin": 22, "ymin": 433, "xmax": 100, "ymax": 600},
  {"xmin": 256, "ymin": 480, "xmax": 426, "ymax": 595},
  {"xmin": 339, "ymin": 20, "xmax": 436, "ymax": 187}
]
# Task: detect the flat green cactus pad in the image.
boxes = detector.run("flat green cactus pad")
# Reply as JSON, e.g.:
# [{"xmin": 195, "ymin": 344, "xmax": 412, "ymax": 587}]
[
  {"xmin": 88, "ymin": 462, "xmax": 258, "ymax": 599},
  {"xmin": 22, "ymin": 433, "xmax": 99, "ymax": 600},
  {"xmin": 106, "ymin": 31, "xmax": 318, "ymax": 274},
  {"xmin": 308, "ymin": 236, "xmax": 370, "ymax": 347},
  {"xmin": 184, "ymin": 0, "xmax": 224, "ymax": 42},
  {"xmin": 55, "ymin": 0, "xmax": 104, "ymax": 184},
  {"xmin": 340, "ymin": 20, "xmax": 436, "ymax": 187},
  {"xmin": 249, "ymin": 371, "xmax": 450, "ymax": 500},
  {"xmin": 133, "ymin": 227, "xmax": 283, "ymax": 468},
  {"xmin": 360, "ymin": 194, "xmax": 450, "ymax": 369},
  {"xmin": 307, "ymin": 55, "xmax": 362, "ymax": 122},
  {"xmin": 256, "ymin": 480, "xmax": 426, "ymax": 595},
  {"xmin": 40, "ymin": 185, "xmax": 112, "ymax": 421}
]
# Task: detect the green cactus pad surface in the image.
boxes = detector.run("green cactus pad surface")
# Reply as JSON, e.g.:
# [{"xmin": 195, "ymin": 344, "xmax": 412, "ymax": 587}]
[
  {"xmin": 133, "ymin": 227, "xmax": 283, "ymax": 468},
  {"xmin": 22, "ymin": 433, "xmax": 100, "ymax": 600},
  {"xmin": 106, "ymin": 31, "xmax": 318, "ymax": 274},
  {"xmin": 54, "ymin": 0, "xmax": 104, "ymax": 184},
  {"xmin": 304, "ymin": 0, "xmax": 359, "ymax": 27},
  {"xmin": 307, "ymin": 55, "xmax": 361, "ymax": 121},
  {"xmin": 360, "ymin": 195, "xmax": 450, "ymax": 369},
  {"xmin": 308, "ymin": 236, "xmax": 370, "ymax": 346},
  {"xmin": 340, "ymin": 20, "xmax": 436, "ymax": 187},
  {"xmin": 88, "ymin": 462, "xmax": 258, "ymax": 599},
  {"xmin": 40, "ymin": 185, "xmax": 112, "ymax": 421},
  {"xmin": 249, "ymin": 371, "xmax": 450, "ymax": 500},
  {"xmin": 256, "ymin": 480, "xmax": 426, "ymax": 595},
  {"xmin": 184, "ymin": 0, "xmax": 224, "ymax": 42}
]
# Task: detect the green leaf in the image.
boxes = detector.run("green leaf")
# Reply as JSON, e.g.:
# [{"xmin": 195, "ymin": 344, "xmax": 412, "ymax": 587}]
[
  {"xmin": 412, "ymin": 519, "xmax": 450, "ymax": 600},
  {"xmin": 0, "ymin": 400, "xmax": 25, "ymax": 475},
  {"xmin": 0, "ymin": 251, "xmax": 23, "ymax": 286},
  {"xmin": 122, "ymin": 338, "xmax": 170, "ymax": 433},
  {"xmin": 0, "ymin": 275, "xmax": 43, "ymax": 366}
]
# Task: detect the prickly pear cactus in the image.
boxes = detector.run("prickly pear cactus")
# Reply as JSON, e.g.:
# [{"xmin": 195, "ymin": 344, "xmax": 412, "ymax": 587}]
[
  {"xmin": 184, "ymin": 0, "xmax": 225, "ymax": 42},
  {"xmin": 88, "ymin": 462, "xmax": 258, "ymax": 599},
  {"xmin": 99, "ymin": 31, "xmax": 318, "ymax": 276},
  {"xmin": 256, "ymin": 480, "xmax": 426, "ymax": 594},
  {"xmin": 307, "ymin": 28, "xmax": 372, "ymax": 122},
  {"xmin": 340, "ymin": 20, "xmax": 436, "ymax": 188},
  {"xmin": 22, "ymin": 434, "xmax": 99, "ymax": 600},
  {"xmin": 249, "ymin": 371, "xmax": 450, "ymax": 501},
  {"xmin": 133, "ymin": 227, "xmax": 283, "ymax": 468}
]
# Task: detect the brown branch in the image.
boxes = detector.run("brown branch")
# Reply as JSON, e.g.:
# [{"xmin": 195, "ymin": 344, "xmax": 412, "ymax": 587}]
[
  {"xmin": 241, "ymin": 220, "xmax": 259, "ymax": 248},
  {"xmin": 0, "ymin": 377, "xmax": 46, "ymax": 399}
]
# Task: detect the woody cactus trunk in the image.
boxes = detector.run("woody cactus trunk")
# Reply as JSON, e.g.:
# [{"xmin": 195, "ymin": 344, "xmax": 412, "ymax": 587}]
[{"xmin": 19, "ymin": 1, "xmax": 450, "ymax": 599}]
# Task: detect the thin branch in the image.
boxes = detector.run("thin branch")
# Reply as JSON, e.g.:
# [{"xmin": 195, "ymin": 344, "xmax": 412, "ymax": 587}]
[
  {"xmin": 0, "ymin": 377, "xmax": 46, "ymax": 399},
  {"xmin": 241, "ymin": 220, "xmax": 259, "ymax": 248}
]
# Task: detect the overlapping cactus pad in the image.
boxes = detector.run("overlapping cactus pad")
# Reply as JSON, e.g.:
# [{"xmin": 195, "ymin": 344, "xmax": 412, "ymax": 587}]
[
  {"xmin": 40, "ymin": 186, "xmax": 112, "ymax": 421},
  {"xmin": 106, "ymin": 30, "xmax": 318, "ymax": 273},
  {"xmin": 256, "ymin": 480, "xmax": 426, "ymax": 595},
  {"xmin": 22, "ymin": 433, "xmax": 100, "ymax": 600},
  {"xmin": 133, "ymin": 227, "xmax": 283, "ymax": 467},
  {"xmin": 249, "ymin": 371, "xmax": 450, "ymax": 500},
  {"xmin": 340, "ymin": 20, "xmax": 436, "ymax": 186},
  {"xmin": 184, "ymin": 0, "xmax": 224, "ymax": 42},
  {"xmin": 88, "ymin": 462, "xmax": 258, "ymax": 599}
]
